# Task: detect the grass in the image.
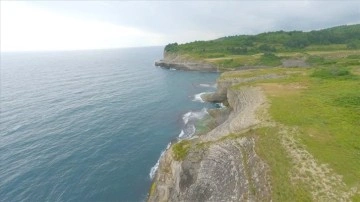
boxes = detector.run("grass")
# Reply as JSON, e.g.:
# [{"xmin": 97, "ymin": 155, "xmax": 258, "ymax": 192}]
[
  {"xmin": 149, "ymin": 182, "xmax": 156, "ymax": 197},
  {"xmin": 172, "ymin": 140, "xmax": 191, "ymax": 161},
  {"xmin": 214, "ymin": 60, "xmax": 360, "ymax": 199},
  {"xmin": 204, "ymin": 49, "xmax": 360, "ymax": 70},
  {"xmin": 168, "ymin": 49, "xmax": 360, "ymax": 200},
  {"xmin": 258, "ymin": 53, "xmax": 282, "ymax": 66},
  {"xmin": 311, "ymin": 66, "xmax": 357, "ymax": 80},
  {"xmin": 255, "ymin": 127, "xmax": 313, "ymax": 201},
  {"xmin": 266, "ymin": 67, "xmax": 360, "ymax": 186}
]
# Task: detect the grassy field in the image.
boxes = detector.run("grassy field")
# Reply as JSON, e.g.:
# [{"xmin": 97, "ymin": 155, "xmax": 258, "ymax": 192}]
[
  {"xmin": 167, "ymin": 43, "xmax": 360, "ymax": 200},
  {"xmin": 207, "ymin": 49, "xmax": 360, "ymax": 200},
  {"xmin": 164, "ymin": 24, "xmax": 360, "ymax": 70},
  {"xmin": 237, "ymin": 55, "xmax": 360, "ymax": 200}
]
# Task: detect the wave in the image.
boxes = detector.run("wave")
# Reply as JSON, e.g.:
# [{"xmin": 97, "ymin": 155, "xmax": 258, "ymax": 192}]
[
  {"xmin": 178, "ymin": 130, "xmax": 185, "ymax": 138},
  {"xmin": 149, "ymin": 107, "xmax": 209, "ymax": 179},
  {"xmin": 192, "ymin": 92, "xmax": 211, "ymax": 103},
  {"xmin": 180, "ymin": 124, "xmax": 196, "ymax": 139},
  {"xmin": 179, "ymin": 108, "xmax": 208, "ymax": 139},
  {"xmin": 149, "ymin": 142, "xmax": 171, "ymax": 179},
  {"xmin": 182, "ymin": 108, "xmax": 208, "ymax": 125},
  {"xmin": 199, "ymin": 83, "xmax": 216, "ymax": 88},
  {"xmin": 216, "ymin": 102, "xmax": 226, "ymax": 108},
  {"xmin": 182, "ymin": 112, "xmax": 192, "ymax": 124}
]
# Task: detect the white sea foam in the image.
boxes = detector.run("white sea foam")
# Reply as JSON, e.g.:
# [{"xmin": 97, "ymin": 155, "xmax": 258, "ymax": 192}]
[
  {"xmin": 193, "ymin": 92, "xmax": 210, "ymax": 103},
  {"xmin": 179, "ymin": 108, "xmax": 208, "ymax": 139},
  {"xmin": 216, "ymin": 102, "xmax": 226, "ymax": 108},
  {"xmin": 192, "ymin": 108, "xmax": 208, "ymax": 119},
  {"xmin": 149, "ymin": 142, "xmax": 171, "ymax": 179},
  {"xmin": 182, "ymin": 112, "xmax": 192, "ymax": 124},
  {"xmin": 178, "ymin": 130, "xmax": 185, "ymax": 138},
  {"xmin": 183, "ymin": 124, "xmax": 196, "ymax": 138},
  {"xmin": 199, "ymin": 83, "xmax": 217, "ymax": 88},
  {"xmin": 182, "ymin": 108, "xmax": 208, "ymax": 125},
  {"xmin": 150, "ymin": 108, "xmax": 209, "ymax": 178},
  {"xmin": 169, "ymin": 68, "xmax": 176, "ymax": 71}
]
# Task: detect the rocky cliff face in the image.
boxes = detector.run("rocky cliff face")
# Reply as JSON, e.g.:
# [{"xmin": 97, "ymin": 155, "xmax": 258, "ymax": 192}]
[
  {"xmin": 154, "ymin": 53, "xmax": 218, "ymax": 72},
  {"xmin": 148, "ymin": 72, "xmax": 276, "ymax": 201}
]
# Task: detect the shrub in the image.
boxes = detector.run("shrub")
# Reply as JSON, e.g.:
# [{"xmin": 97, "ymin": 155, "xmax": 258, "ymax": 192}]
[
  {"xmin": 172, "ymin": 140, "xmax": 191, "ymax": 161},
  {"xmin": 311, "ymin": 67, "xmax": 356, "ymax": 79},
  {"xmin": 259, "ymin": 53, "xmax": 282, "ymax": 66},
  {"xmin": 307, "ymin": 56, "xmax": 325, "ymax": 65}
]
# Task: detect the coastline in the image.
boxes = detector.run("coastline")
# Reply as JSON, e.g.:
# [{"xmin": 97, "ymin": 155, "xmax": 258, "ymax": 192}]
[
  {"xmin": 149, "ymin": 44, "xmax": 360, "ymax": 200},
  {"xmin": 147, "ymin": 65, "xmax": 276, "ymax": 201},
  {"xmin": 154, "ymin": 53, "xmax": 218, "ymax": 72}
]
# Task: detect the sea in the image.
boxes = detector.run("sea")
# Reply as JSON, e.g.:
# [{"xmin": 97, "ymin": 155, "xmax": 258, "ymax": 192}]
[{"xmin": 0, "ymin": 47, "xmax": 219, "ymax": 201}]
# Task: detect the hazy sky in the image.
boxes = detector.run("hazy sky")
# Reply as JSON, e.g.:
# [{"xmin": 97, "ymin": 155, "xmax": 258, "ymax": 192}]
[{"xmin": 1, "ymin": 1, "xmax": 359, "ymax": 51}]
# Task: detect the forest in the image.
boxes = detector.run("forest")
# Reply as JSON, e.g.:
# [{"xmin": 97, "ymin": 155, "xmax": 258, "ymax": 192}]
[{"xmin": 164, "ymin": 24, "xmax": 360, "ymax": 58}]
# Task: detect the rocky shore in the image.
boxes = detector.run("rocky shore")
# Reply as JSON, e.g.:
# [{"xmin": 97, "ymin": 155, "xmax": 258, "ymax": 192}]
[
  {"xmin": 154, "ymin": 53, "xmax": 218, "ymax": 72},
  {"xmin": 148, "ymin": 68, "xmax": 283, "ymax": 201}
]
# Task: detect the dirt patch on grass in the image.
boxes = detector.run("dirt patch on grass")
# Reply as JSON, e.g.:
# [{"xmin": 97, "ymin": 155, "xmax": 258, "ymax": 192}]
[
  {"xmin": 307, "ymin": 50, "xmax": 360, "ymax": 58},
  {"xmin": 258, "ymin": 83, "xmax": 307, "ymax": 97},
  {"xmin": 281, "ymin": 59, "xmax": 308, "ymax": 67},
  {"xmin": 279, "ymin": 125, "xmax": 358, "ymax": 201},
  {"xmin": 254, "ymin": 84, "xmax": 358, "ymax": 201},
  {"xmin": 352, "ymin": 67, "xmax": 360, "ymax": 75}
]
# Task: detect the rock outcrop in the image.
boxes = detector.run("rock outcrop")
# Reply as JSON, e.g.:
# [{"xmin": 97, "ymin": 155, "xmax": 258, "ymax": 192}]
[
  {"xmin": 149, "ymin": 136, "xmax": 271, "ymax": 202},
  {"xmin": 155, "ymin": 53, "xmax": 218, "ymax": 72}
]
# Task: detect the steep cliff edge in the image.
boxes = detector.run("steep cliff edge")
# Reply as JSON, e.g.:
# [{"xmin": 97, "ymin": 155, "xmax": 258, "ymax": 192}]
[
  {"xmin": 148, "ymin": 65, "xmax": 360, "ymax": 201},
  {"xmin": 148, "ymin": 73, "xmax": 276, "ymax": 201}
]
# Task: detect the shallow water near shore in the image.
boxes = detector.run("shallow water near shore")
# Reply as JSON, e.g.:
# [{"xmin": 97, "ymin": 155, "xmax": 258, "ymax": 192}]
[{"xmin": 0, "ymin": 47, "xmax": 218, "ymax": 201}]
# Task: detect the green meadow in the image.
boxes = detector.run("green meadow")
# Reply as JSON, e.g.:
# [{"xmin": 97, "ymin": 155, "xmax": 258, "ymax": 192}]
[{"xmin": 167, "ymin": 24, "xmax": 360, "ymax": 201}]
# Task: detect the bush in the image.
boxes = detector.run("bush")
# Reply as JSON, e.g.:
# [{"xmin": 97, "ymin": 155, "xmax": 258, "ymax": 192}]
[
  {"xmin": 311, "ymin": 67, "xmax": 356, "ymax": 79},
  {"xmin": 165, "ymin": 43, "xmax": 179, "ymax": 52},
  {"xmin": 334, "ymin": 95, "xmax": 360, "ymax": 108},
  {"xmin": 259, "ymin": 53, "xmax": 282, "ymax": 66},
  {"xmin": 307, "ymin": 56, "xmax": 325, "ymax": 65},
  {"xmin": 259, "ymin": 44, "xmax": 276, "ymax": 53},
  {"xmin": 172, "ymin": 140, "xmax": 190, "ymax": 161}
]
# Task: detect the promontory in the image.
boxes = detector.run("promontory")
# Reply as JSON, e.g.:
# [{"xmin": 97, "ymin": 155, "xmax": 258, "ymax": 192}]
[{"xmin": 150, "ymin": 24, "xmax": 360, "ymax": 201}]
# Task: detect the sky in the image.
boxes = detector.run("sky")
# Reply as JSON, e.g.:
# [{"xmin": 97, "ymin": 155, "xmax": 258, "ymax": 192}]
[{"xmin": 1, "ymin": 1, "xmax": 359, "ymax": 52}]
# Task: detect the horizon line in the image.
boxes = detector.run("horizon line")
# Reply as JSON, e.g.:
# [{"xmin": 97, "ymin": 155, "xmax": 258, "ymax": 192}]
[{"xmin": 0, "ymin": 45, "xmax": 165, "ymax": 53}]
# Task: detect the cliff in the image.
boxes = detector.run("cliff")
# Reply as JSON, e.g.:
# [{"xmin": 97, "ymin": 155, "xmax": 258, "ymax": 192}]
[
  {"xmin": 149, "ymin": 61, "xmax": 360, "ymax": 201},
  {"xmin": 148, "ymin": 71, "xmax": 281, "ymax": 201}
]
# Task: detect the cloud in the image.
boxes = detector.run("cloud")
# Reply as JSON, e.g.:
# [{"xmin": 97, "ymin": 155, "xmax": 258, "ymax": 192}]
[
  {"xmin": 1, "ymin": 2, "xmax": 163, "ymax": 51},
  {"xmin": 1, "ymin": 1, "xmax": 359, "ymax": 51}
]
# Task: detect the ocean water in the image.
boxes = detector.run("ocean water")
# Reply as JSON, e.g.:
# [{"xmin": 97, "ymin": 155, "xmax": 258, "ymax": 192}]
[{"xmin": 0, "ymin": 47, "xmax": 218, "ymax": 201}]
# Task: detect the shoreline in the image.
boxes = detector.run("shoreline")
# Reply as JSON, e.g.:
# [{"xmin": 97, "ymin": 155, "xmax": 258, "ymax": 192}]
[
  {"xmin": 148, "ymin": 83, "xmax": 219, "ymax": 180},
  {"xmin": 147, "ymin": 67, "xmax": 274, "ymax": 201}
]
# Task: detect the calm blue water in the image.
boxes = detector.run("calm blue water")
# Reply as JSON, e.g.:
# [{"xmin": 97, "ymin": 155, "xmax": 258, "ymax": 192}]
[{"xmin": 0, "ymin": 47, "xmax": 218, "ymax": 201}]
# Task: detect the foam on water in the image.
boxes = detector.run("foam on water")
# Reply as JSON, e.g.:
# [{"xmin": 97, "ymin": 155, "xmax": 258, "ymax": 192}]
[
  {"xmin": 182, "ymin": 111, "xmax": 192, "ymax": 124},
  {"xmin": 216, "ymin": 102, "xmax": 226, "ymax": 108},
  {"xmin": 193, "ymin": 92, "xmax": 211, "ymax": 103},
  {"xmin": 149, "ymin": 143, "xmax": 171, "ymax": 179},
  {"xmin": 178, "ymin": 130, "xmax": 185, "ymax": 138},
  {"xmin": 181, "ymin": 124, "xmax": 196, "ymax": 139},
  {"xmin": 199, "ymin": 83, "xmax": 216, "ymax": 88},
  {"xmin": 181, "ymin": 108, "xmax": 208, "ymax": 127},
  {"xmin": 149, "ymin": 107, "xmax": 210, "ymax": 178}
]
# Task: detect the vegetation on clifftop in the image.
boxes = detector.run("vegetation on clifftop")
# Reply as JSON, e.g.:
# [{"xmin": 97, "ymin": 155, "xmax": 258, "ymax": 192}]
[
  {"xmin": 172, "ymin": 140, "xmax": 191, "ymax": 161},
  {"xmin": 222, "ymin": 61, "xmax": 360, "ymax": 200},
  {"xmin": 158, "ymin": 24, "xmax": 360, "ymax": 201},
  {"xmin": 164, "ymin": 24, "xmax": 360, "ymax": 70}
]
